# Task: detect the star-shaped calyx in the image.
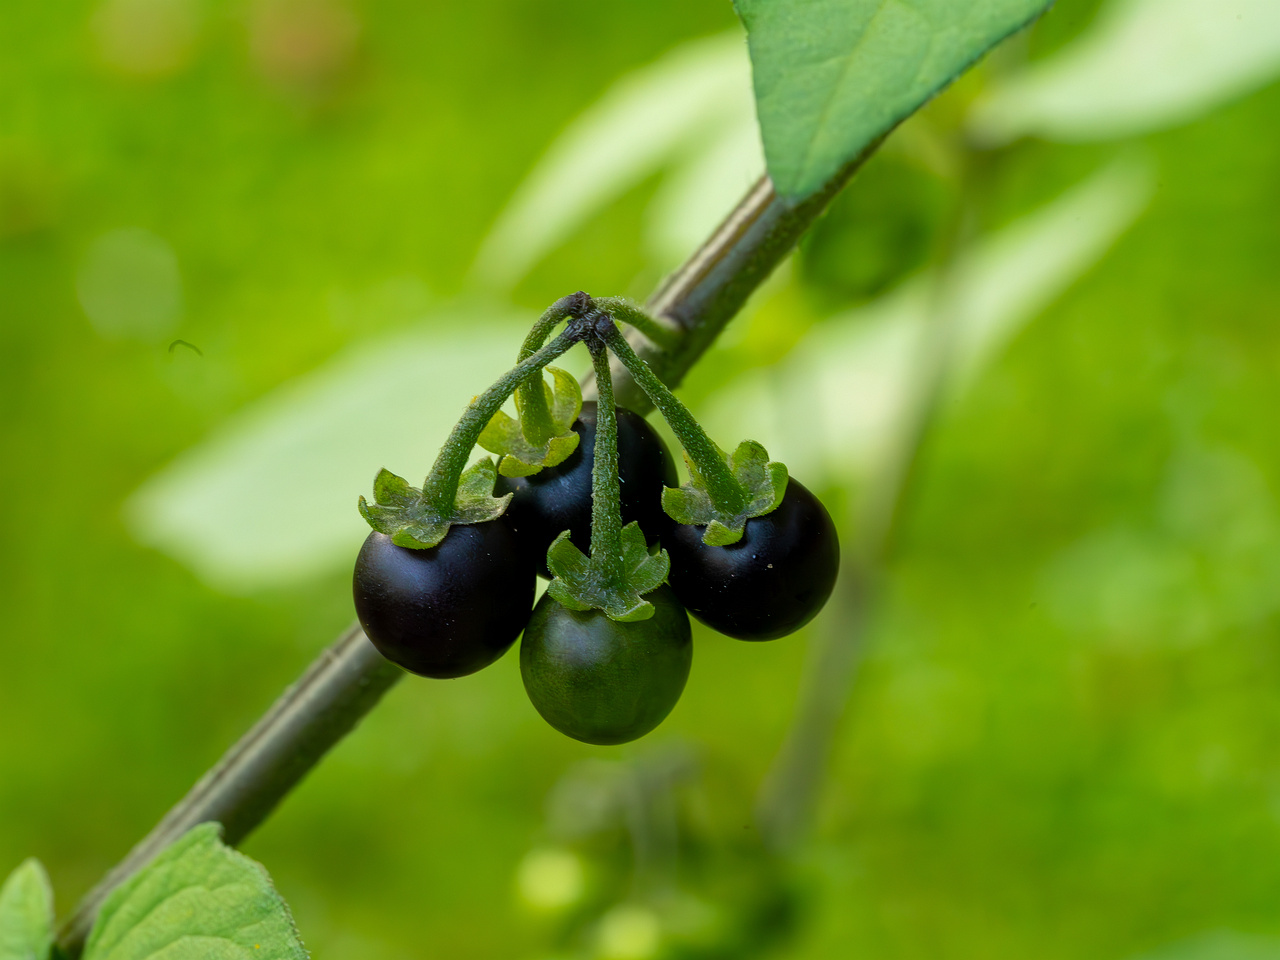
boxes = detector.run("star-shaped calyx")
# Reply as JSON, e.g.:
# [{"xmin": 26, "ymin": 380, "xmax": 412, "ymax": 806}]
[
  {"xmin": 545, "ymin": 522, "xmax": 670, "ymax": 622},
  {"xmin": 478, "ymin": 366, "xmax": 582, "ymax": 477},
  {"xmin": 358, "ymin": 458, "xmax": 511, "ymax": 549},
  {"xmin": 661, "ymin": 440, "xmax": 788, "ymax": 546}
]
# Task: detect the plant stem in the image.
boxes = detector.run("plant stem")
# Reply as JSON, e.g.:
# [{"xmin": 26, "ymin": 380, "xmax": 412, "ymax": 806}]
[
  {"xmin": 596, "ymin": 141, "xmax": 880, "ymax": 412},
  {"xmin": 420, "ymin": 327, "xmax": 579, "ymax": 512},
  {"xmin": 515, "ymin": 294, "xmax": 588, "ymax": 444},
  {"xmin": 603, "ymin": 325, "xmax": 749, "ymax": 516},
  {"xmin": 592, "ymin": 297, "xmax": 679, "ymax": 352},
  {"xmin": 56, "ymin": 625, "xmax": 403, "ymax": 956},
  {"xmin": 587, "ymin": 337, "xmax": 624, "ymax": 582},
  {"xmin": 518, "ymin": 292, "xmax": 590, "ymax": 362},
  {"xmin": 56, "ymin": 153, "xmax": 879, "ymax": 956}
]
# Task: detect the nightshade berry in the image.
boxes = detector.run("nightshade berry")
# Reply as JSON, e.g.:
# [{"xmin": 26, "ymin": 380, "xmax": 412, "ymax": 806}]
[
  {"xmin": 664, "ymin": 478, "xmax": 839, "ymax": 641},
  {"xmin": 496, "ymin": 401, "xmax": 676, "ymax": 578},
  {"xmin": 353, "ymin": 521, "xmax": 535, "ymax": 678},
  {"xmin": 520, "ymin": 584, "xmax": 691, "ymax": 745}
]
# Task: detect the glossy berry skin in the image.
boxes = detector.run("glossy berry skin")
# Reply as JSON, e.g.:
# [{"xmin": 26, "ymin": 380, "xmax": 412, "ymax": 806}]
[
  {"xmin": 496, "ymin": 401, "xmax": 677, "ymax": 578},
  {"xmin": 353, "ymin": 522, "xmax": 535, "ymax": 679},
  {"xmin": 665, "ymin": 478, "xmax": 839, "ymax": 641},
  {"xmin": 520, "ymin": 585, "xmax": 692, "ymax": 745}
]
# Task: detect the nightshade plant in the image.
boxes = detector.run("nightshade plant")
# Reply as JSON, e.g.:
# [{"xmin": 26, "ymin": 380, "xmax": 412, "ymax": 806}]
[
  {"xmin": 3, "ymin": 1, "xmax": 1057, "ymax": 957},
  {"xmin": 350, "ymin": 293, "xmax": 839, "ymax": 742},
  {"xmin": 352, "ymin": 294, "xmax": 839, "ymax": 740}
]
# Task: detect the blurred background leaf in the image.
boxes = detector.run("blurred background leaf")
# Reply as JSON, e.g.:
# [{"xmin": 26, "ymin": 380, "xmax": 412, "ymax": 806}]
[
  {"xmin": 971, "ymin": 0, "xmax": 1280, "ymax": 143},
  {"xmin": 0, "ymin": 859, "xmax": 54, "ymax": 960}
]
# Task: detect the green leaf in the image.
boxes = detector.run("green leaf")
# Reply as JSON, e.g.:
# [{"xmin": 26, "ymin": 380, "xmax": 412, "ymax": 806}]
[
  {"xmin": 661, "ymin": 440, "xmax": 788, "ymax": 546},
  {"xmin": 479, "ymin": 367, "xmax": 583, "ymax": 477},
  {"xmin": 358, "ymin": 460, "xmax": 511, "ymax": 549},
  {"xmin": 1, "ymin": 859, "xmax": 54, "ymax": 960},
  {"xmin": 546, "ymin": 523, "xmax": 671, "ymax": 622},
  {"xmin": 83, "ymin": 823, "xmax": 307, "ymax": 960},
  {"xmin": 735, "ymin": 0, "xmax": 1055, "ymax": 198}
]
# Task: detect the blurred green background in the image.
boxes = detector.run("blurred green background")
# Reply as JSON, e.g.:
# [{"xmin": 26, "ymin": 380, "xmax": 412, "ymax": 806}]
[{"xmin": 4, "ymin": 0, "xmax": 1280, "ymax": 958}]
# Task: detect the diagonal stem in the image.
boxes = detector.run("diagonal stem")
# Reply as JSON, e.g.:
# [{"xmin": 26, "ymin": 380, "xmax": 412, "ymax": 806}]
[
  {"xmin": 591, "ymin": 297, "xmax": 680, "ymax": 352},
  {"xmin": 56, "ymin": 625, "xmax": 402, "ymax": 954},
  {"xmin": 754, "ymin": 148, "xmax": 983, "ymax": 852}
]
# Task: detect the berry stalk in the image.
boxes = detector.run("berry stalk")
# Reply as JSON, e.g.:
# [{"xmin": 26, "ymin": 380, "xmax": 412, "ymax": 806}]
[
  {"xmin": 513, "ymin": 293, "xmax": 591, "ymax": 445},
  {"xmin": 592, "ymin": 297, "xmax": 680, "ymax": 352},
  {"xmin": 587, "ymin": 336, "xmax": 625, "ymax": 583},
  {"xmin": 419, "ymin": 327, "xmax": 580, "ymax": 514},
  {"xmin": 602, "ymin": 323, "xmax": 750, "ymax": 516}
]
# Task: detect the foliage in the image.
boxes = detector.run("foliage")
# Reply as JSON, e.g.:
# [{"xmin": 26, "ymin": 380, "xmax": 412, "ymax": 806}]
[
  {"xmin": 82, "ymin": 825, "xmax": 306, "ymax": 960},
  {"xmin": 547, "ymin": 523, "xmax": 671, "ymax": 622},
  {"xmin": 357, "ymin": 460, "xmax": 510, "ymax": 549},
  {"xmin": 0, "ymin": 861, "xmax": 53, "ymax": 960},
  {"xmin": 479, "ymin": 367, "xmax": 584, "ymax": 477}
]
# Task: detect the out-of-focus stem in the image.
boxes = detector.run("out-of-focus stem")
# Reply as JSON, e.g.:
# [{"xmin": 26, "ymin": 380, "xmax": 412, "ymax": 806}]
[
  {"xmin": 754, "ymin": 151, "xmax": 981, "ymax": 852},
  {"xmin": 592, "ymin": 143, "xmax": 882, "ymax": 412},
  {"xmin": 56, "ymin": 625, "xmax": 402, "ymax": 957}
]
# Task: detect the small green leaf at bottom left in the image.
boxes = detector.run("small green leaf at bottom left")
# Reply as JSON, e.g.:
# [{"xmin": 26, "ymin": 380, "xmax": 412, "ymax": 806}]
[
  {"xmin": 0, "ymin": 859, "xmax": 53, "ymax": 960},
  {"xmin": 83, "ymin": 823, "xmax": 308, "ymax": 960}
]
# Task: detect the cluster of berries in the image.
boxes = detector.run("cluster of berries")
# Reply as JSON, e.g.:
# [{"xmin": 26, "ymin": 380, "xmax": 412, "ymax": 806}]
[{"xmin": 352, "ymin": 294, "xmax": 839, "ymax": 745}]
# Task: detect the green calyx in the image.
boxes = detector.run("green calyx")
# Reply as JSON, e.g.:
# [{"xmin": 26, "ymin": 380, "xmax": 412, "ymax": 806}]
[
  {"xmin": 477, "ymin": 293, "xmax": 597, "ymax": 478},
  {"xmin": 357, "ymin": 323, "xmax": 580, "ymax": 549},
  {"xmin": 478, "ymin": 366, "xmax": 582, "ymax": 477},
  {"xmin": 356, "ymin": 291, "xmax": 769, "ymax": 557},
  {"xmin": 546, "ymin": 522, "xmax": 670, "ymax": 622},
  {"xmin": 600, "ymin": 322, "xmax": 788, "ymax": 546},
  {"xmin": 663, "ymin": 440, "xmax": 788, "ymax": 545},
  {"xmin": 358, "ymin": 459, "xmax": 511, "ymax": 549},
  {"xmin": 545, "ymin": 337, "xmax": 669, "ymax": 621}
]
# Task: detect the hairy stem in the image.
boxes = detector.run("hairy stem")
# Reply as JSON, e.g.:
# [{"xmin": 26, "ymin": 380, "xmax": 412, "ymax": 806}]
[
  {"xmin": 587, "ymin": 337, "xmax": 624, "ymax": 581},
  {"xmin": 420, "ymin": 327, "xmax": 579, "ymax": 512},
  {"xmin": 515, "ymin": 293, "xmax": 590, "ymax": 444},
  {"xmin": 592, "ymin": 297, "xmax": 680, "ymax": 352},
  {"xmin": 603, "ymin": 325, "xmax": 749, "ymax": 515}
]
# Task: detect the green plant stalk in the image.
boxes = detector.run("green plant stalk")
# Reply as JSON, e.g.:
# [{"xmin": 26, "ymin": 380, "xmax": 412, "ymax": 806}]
[
  {"xmin": 602, "ymin": 145, "xmax": 880, "ymax": 412},
  {"xmin": 56, "ymin": 624, "xmax": 401, "ymax": 957},
  {"xmin": 514, "ymin": 295, "xmax": 587, "ymax": 444},
  {"xmin": 592, "ymin": 297, "xmax": 679, "ymax": 352},
  {"xmin": 602, "ymin": 324, "xmax": 749, "ymax": 516},
  {"xmin": 587, "ymin": 338, "xmax": 625, "ymax": 583},
  {"xmin": 420, "ymin": 327, "xmax": 580, "ymax": 512}
]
